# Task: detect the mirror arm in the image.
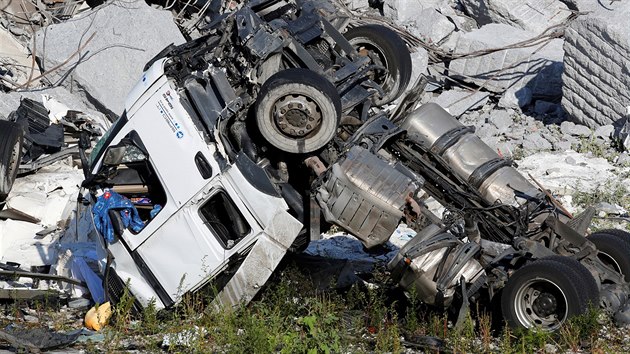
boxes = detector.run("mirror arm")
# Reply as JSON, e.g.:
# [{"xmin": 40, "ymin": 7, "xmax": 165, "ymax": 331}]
[{"xmin": 79, "ymin": 131, "xmax": 92, "ymax": 179}]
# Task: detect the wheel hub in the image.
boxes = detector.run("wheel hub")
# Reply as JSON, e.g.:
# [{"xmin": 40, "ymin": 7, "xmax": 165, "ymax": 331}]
[
  {"xmin": 532, "ymin": 292, "xmax": 558, "ymax": 317},
  {"xmin": 274, "ymin": 95, "xmax": 321, "ymax": 138}
]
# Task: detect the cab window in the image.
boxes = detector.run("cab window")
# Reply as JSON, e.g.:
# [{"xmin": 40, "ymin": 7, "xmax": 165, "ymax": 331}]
[{"xmin": 199, "ymin": 191, "xmax": 251, "ymax": 249}]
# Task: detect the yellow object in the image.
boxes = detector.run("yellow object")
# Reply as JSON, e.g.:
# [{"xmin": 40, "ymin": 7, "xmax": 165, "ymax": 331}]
[{"xmin": 84, "ymin": 301, "xmax": 112, "ymax": 331}]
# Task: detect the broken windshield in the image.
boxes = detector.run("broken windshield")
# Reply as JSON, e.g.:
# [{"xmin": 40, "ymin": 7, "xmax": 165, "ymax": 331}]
[{"xmin": 89, "ymin": 113, "xmax": 128, "ymax": 169}]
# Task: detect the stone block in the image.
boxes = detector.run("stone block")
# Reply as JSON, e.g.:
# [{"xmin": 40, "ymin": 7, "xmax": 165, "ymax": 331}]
[
  {"xmin": 449, "ymin": 24, "xmax": 564, "ymax": 96},
  {"xmin": 459, "ymin": 0, "xmax": 571, "ymax": 34},
  {"xmin": 34, "ymin": 0, "xmax": 185, "ymax": 116},
  {"xmin": 560, "ymin": 2, "xmax": 630, "ymax": 128}
]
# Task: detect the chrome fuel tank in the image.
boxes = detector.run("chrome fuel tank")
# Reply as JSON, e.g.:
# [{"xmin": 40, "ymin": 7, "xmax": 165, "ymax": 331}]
[{"xmin": 399, "ymin": 103, "xmax": 540, "ymax": 205}]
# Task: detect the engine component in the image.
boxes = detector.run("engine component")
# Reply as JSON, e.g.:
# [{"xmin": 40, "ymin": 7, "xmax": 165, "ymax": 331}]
[
  {"xmin": 316, "ymin": 146, "xmax": 421, "ymax": 248},
  {"xmin": 388, "ymin": 224, "xmax": 485, "ymax": 306}
]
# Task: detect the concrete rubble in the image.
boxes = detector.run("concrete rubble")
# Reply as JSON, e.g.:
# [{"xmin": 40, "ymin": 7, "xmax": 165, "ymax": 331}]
[
  {"xmin": 34, "ymin": 0, "xmax": 185, "ymax": 116},
  {"xmin": 459, "ymin": 0, "xmax": 572, "ymax": 34},
  {"xmin": 561, "ymin": 1, "xmax": 630, "ymax": 128},
  {"xmin": 430, "ymin": 89, "xmax": 489, "ymax": 116},
  {"xmin": 448, "ymin": 24, "xmax": 564, "ymax": 96}
]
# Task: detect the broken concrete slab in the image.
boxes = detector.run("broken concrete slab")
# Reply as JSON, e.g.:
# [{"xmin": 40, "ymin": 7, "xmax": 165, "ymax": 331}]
[
  {"xmin": 560, "ymin": 121, "xmax": 592, "ymax": 137},
  {"xmin": 518, "ymin": 150, "xmax": 620, "ymax": 193},
  {"xmin": 459, "ymin": 0, "xmax": 571, "ymax": 34},
  {"xmin": 448, "ymin": 24, "xmax": 564, "ymax": 96},
  {"xmin": 561, "ymin": 2, "xmax": 630, "ymax": 128},
  {"xmin": 488, "ymin": 109, "xmax": 515, "ymax": 134},
  {"xmin": 431, "ymin": 89, "xmax": 490, "ymax": 116},
  {"xmin": 0, "ymin": 219, "xmax": 56, "ymax": 269},
  {"xmin": 7, "ymin": 161, "xmax": 84, "ymax": 227},
  {"xmin": 594, "ymin": 125, "xmax": 614, "ymax": 140},
  {"xmin": 34, "ymin": 0, "xmax": 185, "ymax": 116},
  {"xmin": 405, "ymin": 48, "xmax": 429, "ymax": 95},
  {"xmin": 0, "ymin": 29, "xmax": 32, "ymax": 88},
  {"xmin": 383, "ymin": 0, "xmax": 446, "ymax": 23},
  {"xmin": 0, "ymin": 86, "xmax": 109, "ymax": 128},
  {"xmin": 499, "ymin": 86, "xmax": 532, "ymax": 110},
  {"xmin": 522, "ymin": 132, "xmax": 553, "ymax": 151},
  {"xmin": 407, "ymin": 9, "xmax": 455, "ymax": 46}
]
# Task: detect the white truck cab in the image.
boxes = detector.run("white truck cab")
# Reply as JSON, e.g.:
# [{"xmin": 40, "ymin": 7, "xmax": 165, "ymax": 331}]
[{"xmin": 87, "ymin": 59, "xmax": 302, "ymax": 309}]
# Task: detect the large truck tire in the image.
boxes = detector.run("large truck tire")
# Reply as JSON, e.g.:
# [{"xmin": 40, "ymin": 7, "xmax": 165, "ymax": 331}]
[
  {"xmin": 589, "ymin": 231, "xmax": 630, "ymax": 282},
  {"xmin": 343, "ymin": 24, "xmax": 412, "ymax": 105},
  {"xmin": 0, "ymin": 120, "xmax": 23, "ymax": 210},
  {"xmin": 501, "ymin": 258, "xmax": 597, "ymax": 331},
  {"xmin": 255, "ymin": 68, "xmax": 341, "ymax": 154}
]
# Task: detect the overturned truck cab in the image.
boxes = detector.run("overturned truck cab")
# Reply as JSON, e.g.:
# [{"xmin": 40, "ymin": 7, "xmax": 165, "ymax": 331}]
[{"xmin": 84, "ymin": 59, "xmax": 302, "ymax": 310}]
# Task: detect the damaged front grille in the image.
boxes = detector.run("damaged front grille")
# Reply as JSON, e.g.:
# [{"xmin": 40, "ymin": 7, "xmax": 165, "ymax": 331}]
[{"xmin": 104, "ymin": 267, "xmax": 143, "ymax": 314}]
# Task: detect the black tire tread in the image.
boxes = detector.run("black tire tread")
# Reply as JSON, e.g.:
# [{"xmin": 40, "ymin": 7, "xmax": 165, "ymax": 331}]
[
  {"xmin": 0, "ymin": 120, "xmax": 23, "ymax": 202},
  {"xmin": 501, "ymin": 258, "xmax": 590, "ymax": 329},
  {"xmin": 540, "ymin": 256, "xmax": 599, "ymax": 307},
  {"xmin": 588, "ymin": 232, "xmax": 630, "ymax": 282}
]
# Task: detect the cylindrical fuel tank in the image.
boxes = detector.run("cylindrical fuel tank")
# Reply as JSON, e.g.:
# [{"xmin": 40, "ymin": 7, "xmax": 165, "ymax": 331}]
[{"xmin": 399, "ymin": 103, "xmax": 540, "ymax": 206}]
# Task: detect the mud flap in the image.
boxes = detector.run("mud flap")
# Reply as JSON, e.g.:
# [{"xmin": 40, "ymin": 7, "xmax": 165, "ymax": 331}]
[{"xmin": 211, "ymin": 210, "xmax": 303, "ymax": 308}]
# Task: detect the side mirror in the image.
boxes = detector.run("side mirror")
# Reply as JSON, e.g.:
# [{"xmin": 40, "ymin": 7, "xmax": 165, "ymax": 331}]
[
  {"xmin": 79, "ymin": 131, "xmax": 92, "ymax": 179},
  {"xmin": 103, "ymin": 145, "xmax": 147, "ymax": 166}
]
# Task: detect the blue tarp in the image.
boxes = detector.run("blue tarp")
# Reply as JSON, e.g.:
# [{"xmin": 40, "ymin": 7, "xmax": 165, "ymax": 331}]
[{"xmin": 92, "ymin": 189, "xmax": 144, "ymax": 243}]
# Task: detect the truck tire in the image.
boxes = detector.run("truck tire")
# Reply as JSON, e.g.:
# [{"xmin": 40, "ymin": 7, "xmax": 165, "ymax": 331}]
[
  {"xmin": 256, "ymin": 68, "xmax": 341, "ymax": 154},
  {"xmin": 0, "ymin": 120, "xmax": 23, "ymax": 210},
  {"xmin": 501, "ymin": 258, "xmax": 595, "ymax": 331},
  {"xmin": 540, "ymin": 255, "xmax": 599, "ymax": 305},
  {"xmin": 343, "ymin": 24, "xmax": 412, "ymax": 105},
  {"xmin": 588, "ymin": 231, "xmax": 630, "ymax": 282}
]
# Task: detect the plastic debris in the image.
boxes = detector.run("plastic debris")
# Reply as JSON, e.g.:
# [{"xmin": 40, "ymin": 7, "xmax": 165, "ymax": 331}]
[{"xmin": 84, "ymin": 302, "xmax": 112, "ymax": 331}]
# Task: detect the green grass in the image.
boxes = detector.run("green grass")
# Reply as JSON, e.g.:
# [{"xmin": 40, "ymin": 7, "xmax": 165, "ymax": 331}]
[
  {"xmin": 1, "ymin": 265, "xmax": 627, "ymax": 353},
  {"xmin": 73, "ymin": 266, "xmax": 627, "ymax": 352}
]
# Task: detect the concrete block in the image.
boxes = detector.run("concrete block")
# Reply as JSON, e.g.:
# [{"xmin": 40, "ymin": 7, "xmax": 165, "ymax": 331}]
[
  {"xmin": 34, "ymin": 0, "xmax": 185, "ymax": 116},
  {"xmin": 408, "ymin": 9, "xmax": 455, "ymax": 45},
  {"xmin": 383, "ymin": 0, "xmax": 445, "ymax": 22},
  {"xmin": 560, "ymin": 121, "xmax": 592, "ymax": 137},
  {"xmin": 406, "ymin": 48, "xmax": 429, "ymax": 91},
  {"xmin": 460, "ymin": 0, "xmax": 571, "ymax": 34},
  {"xmin": 594, "ymin": 125, "xmax": 614, "ymax": 140},
  {"xmin": 499, "ymin": 86, "xmax": 532, "ymax": 110},
  {"xmin": 488, "ymin": 110, "xmax": 514, "ymax": 133},
  {"xmin": 560, "ymin": 3, "xmax": 630, "ymax": 128},
  {"xmin": 0, "ymin": 86, "xmax": 109, "ymax": 127},
  {"xmin": 431, "ymin": 89, "xmax": 490, "ymax": 116},
  {"xmin": 449, "ymin": 24, "xmax": 564, "ymax": 96},
  {"xmin": 522, "ymin": 132, "xmax": 552, "ymax": 152}
]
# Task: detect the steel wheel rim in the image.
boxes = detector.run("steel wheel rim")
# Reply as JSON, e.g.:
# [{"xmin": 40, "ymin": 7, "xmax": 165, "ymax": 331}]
[
  {"xmin": 350, "ymin": 38, "xmax": 393, "ymax": 92},
  {"xmin": 273, "ymin": 94, "xmax": 322, "ymax": 139},
  {"xmin": 8, "ymin": 139, "xmax": 20, "ymax": 178},
  {"xmin": 598, "ymin": 251, "xmax": 623, "ymax": 275},
  {"xmin": 513, "ymin": 277, "xmax": 568, "ymax": 331}
]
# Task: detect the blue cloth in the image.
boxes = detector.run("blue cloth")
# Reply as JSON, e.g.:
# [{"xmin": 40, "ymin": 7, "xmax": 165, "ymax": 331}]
[{"xmin": 92, "ymin": 189, "xmax": 144, "ymax": 243}]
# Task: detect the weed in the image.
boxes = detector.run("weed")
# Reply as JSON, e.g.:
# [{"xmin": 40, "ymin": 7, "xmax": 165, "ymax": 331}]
[
  {"xmin": 576, "ymin": 136, "xmax": 610, "ymax": 160},
  {"xmin": 477, "ymin": 310, "xmax": 492, "ymax": 352}
]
